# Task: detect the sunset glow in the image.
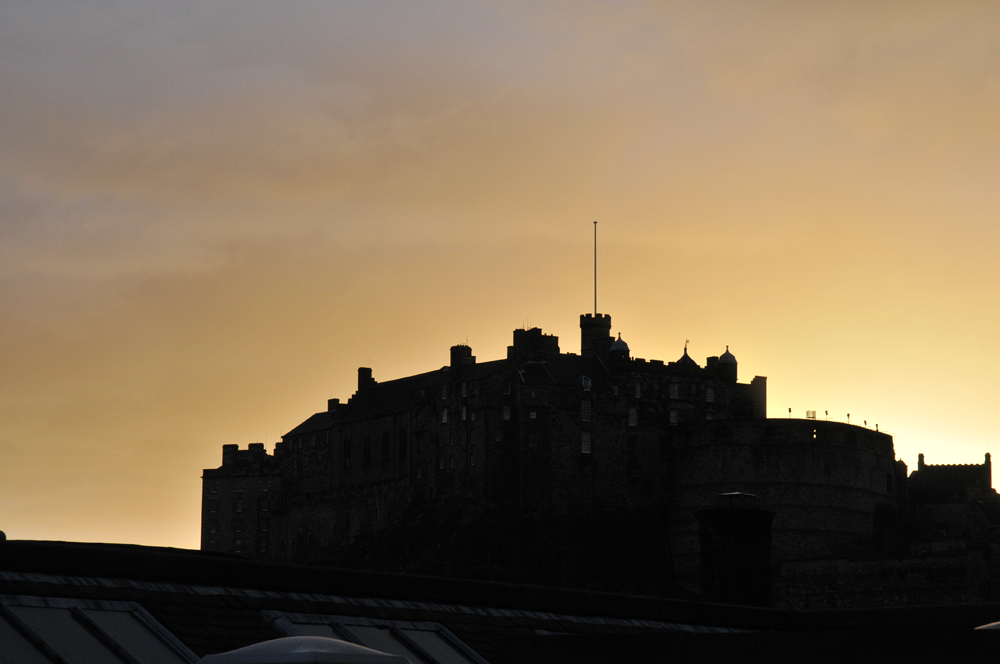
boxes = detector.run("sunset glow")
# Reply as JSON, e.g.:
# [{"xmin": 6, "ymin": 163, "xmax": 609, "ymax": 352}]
[{"xmin": 2, "ymin": 2, "xmax": 999, "ymax": 548}]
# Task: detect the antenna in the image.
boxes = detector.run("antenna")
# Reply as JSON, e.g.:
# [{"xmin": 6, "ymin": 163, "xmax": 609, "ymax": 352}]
[{"xmin": 593, "ymin": 221, "xmax": 598, "ymax": 315}]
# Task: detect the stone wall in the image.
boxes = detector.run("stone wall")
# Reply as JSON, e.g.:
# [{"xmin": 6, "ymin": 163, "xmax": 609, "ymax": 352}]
[{"xmin": 667, "ymin": 419, "xmax": 899, "ymax": 592}]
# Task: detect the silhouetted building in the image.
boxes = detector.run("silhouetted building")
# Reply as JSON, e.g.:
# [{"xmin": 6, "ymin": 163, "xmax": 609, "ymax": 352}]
[
  {"xmin": 201, "ymin": 312, "xmax": 999, "ymax": 607},
  {"xmin": 7, "ymin": 539, "xmax": 1000, "ymax": 664}
]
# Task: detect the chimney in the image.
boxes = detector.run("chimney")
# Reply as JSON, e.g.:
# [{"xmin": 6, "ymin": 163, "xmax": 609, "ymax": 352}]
[
  {"xmin": 450, "ymin": 345, "xmax": 475, "ymax": 368},
  {"xmin": 358, "ymin": 367, "xmax": 375, "ymax": 392}
]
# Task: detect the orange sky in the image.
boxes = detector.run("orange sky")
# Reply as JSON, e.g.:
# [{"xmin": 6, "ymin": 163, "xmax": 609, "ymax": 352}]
[{"xmin": 2, "ymin": 2, "xmax": 999, "ymax": 549}]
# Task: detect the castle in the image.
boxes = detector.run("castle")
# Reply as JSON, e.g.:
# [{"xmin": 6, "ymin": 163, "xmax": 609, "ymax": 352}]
[{"xmin": 202, "ymin": 312, "xmax": 999, "ymax": 607}]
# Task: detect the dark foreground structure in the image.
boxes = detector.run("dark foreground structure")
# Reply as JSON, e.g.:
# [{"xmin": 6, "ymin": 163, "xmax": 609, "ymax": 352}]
[
  {"xmin": 3, "ymin": 538, "xmax": 1000, "ymax": 663},
  {"xmin": 202, "ymin": 312, "xmax": 1000, "ymax": 607}
]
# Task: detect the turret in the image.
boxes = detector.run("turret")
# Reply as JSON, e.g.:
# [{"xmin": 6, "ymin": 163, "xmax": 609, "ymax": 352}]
[
  {"xmin": 580, "ymin": 313, "xmax": 612, "ymax": 357},
  {"xmin": 719, "ymin": 346, "xmax": 737, "ymax": 382}
]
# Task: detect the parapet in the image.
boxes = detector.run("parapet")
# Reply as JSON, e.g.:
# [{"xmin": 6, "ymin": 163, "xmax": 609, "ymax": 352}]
[
  {"xmin": 909, "ymin": 453, "xmax": 992, "ymax": 490},
  {"xmin": 217, "ymin": 443, "xmax": 278, "ymax": 472}
]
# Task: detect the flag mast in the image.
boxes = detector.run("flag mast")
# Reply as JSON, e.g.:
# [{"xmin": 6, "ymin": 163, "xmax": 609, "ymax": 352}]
[{"xmin": 593, "ymin": 220, "xmax": 598, "ymax": 315}]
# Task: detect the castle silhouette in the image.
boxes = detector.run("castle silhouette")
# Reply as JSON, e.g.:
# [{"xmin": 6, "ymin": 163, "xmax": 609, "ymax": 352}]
[{"xmin": 203, "ymin": 312, "xmax": 998, "ymax": 607}]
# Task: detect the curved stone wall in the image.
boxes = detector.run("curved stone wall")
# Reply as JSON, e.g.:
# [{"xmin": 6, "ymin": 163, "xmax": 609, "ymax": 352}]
[{"xmin": 668, "ymin": 419, "xmax": 898, "ymax": 591}]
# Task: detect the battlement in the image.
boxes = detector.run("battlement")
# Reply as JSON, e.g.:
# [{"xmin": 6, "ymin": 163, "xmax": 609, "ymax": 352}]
[
  {"xmin": 910, "ymin": 453, "xmax": 991, "ymax": 490},
  {"xmin": 220, "ymin": 443, "xmax": 276, "ymax": 469}
]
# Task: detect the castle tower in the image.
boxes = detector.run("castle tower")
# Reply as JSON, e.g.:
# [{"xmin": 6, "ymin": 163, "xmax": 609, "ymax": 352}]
[{"xmin": 580, "ymin": 313, "xmax": 612, "ymax": 357}]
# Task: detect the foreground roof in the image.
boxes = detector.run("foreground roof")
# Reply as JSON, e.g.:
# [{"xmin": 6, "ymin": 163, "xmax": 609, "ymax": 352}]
[{"xmin": 2, "ymin": 540, "xmax": 1000, "ymax": 663}]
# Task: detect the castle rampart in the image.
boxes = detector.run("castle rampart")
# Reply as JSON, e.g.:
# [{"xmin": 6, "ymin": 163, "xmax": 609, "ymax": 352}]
[{"xmin": 667, "ymin": 419, "xmax": 900, "ymax": 591}]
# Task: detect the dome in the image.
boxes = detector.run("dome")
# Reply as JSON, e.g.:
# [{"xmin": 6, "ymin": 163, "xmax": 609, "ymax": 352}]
[
  {"xmin": 199, "ymin": 636, "xmax": 408, "ymax": 663},
  {"xmin": 609, "ymin": 333, "xmax": 629, "ymax": 352},
  {"xmin": 719, "ymin": 345, "xmax": 736, "ymax": 364}
]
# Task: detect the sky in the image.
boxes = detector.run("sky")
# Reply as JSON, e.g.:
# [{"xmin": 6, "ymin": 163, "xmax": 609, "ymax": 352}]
[{"xmin": 2, "ymin": 1, "xmax": 999, "ymax": 549}]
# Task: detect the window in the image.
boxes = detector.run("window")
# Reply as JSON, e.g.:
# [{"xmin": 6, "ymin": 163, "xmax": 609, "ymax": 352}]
[
  {"xmin": 438, "ymin": 458, "xmax": 444, "ymax": 470},
  {"xmin": 503, "ymin": 380, "xmax": 511, "ymax": 395},
  {"xmin": 442, "ymin": 408, "xmax": 448, "ymax": 424},
  {"xmin": 706, "ymin": 387, "xmax": 715, "ymax": 403},
  {"xmin": 449, "ymin": 457, "xmax": 455, "ymax": 468},
  {"xmin": 235, "ymin": 497, "xmax": 243, "ymax": 513},
  {"xmin": 441, "ymin": 385, "xmax": 448, "ymax": 400},
  {"xmin": 530, "ymin": 410, "xmax": 537, "ymax": 419},
  {"xmin": 470, "ymin": 431, "xmax": 476, "ymax": 445},
  {"xmin": 628, "ymin": 408, "xmax": 637, "ymax": 427},
  {"xmin": 461, "ymin": 382, "xmax": 467, "ymax": 397},
  {"xmin": 260, "ymin": 539, "xmax": 268, "ymax": 552},
  {"xmin": 461, "ymin": 406, "xmax": 467, "ymax": 421},
  {"xmin": 581, "ymin": 400, "xmax": 592, "ymax": 422},
  {"xmin": 471, "ymin": 411, "xmax": 476, "ymax": 421},
  {"xmin": 261, "ymin": 497, "xmax": 268, "ymax": 512},
  {"xmin": 581, "ymin": 431, "xmax": 592, "ymax": 454},
  {"xmin": 234, "ymin": 518, "xmax": 243, "ymax": 533},
  {"xmin": 634, "ymin": 382, "xmax": 641, "ymax": 398},
  {"xmin": 502, "ymin": 406, "xmax": 510, "ymax": 420},
  {"xmin": 261, "ymin": 480, "xmax": 269, "ymax": 492},
  {"xmin": 471, "ymin": 453, "xmax": 476, "ymax": 466},
  {"xmin": 582, "ymin": 376, "xmax": 592, "ymax": 391},
  {"xmin": 612, "ymin": 385, "xmax": 619, "ymax": 396},
  {"xmin": 209, "ymin": 499, "xmax": 218, "ymax": 513},
  {"xmin": 234, "ymin": 539, "xmax": 242, "ymax": 553},
  {"xmin": 209, "ymin": 482, "xmax": 218, "ymax": 494},
  {"xmin": 669, "ymin": 383, "xmax": 679, "ymax": 399},
  {"xmin": 669, "ymin": 409, "xmax": 679, "ymax": 425}
]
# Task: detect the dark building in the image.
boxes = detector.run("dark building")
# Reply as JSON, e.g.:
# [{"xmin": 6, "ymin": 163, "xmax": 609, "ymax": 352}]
[
  {"xmin": 6, "ymin": 538, "xmax": 1000, "ymax": 664},
  {"xmin": 202, "ymin": 312, "xmax": 999, "ymax": 607}
]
